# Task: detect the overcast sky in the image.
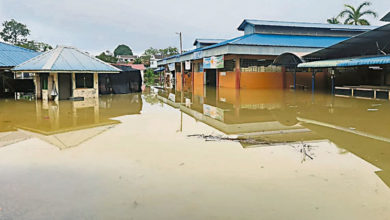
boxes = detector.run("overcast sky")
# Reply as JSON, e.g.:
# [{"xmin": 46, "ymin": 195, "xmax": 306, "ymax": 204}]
[{"xmin": 0, "ymin": 0, "xmax": 388, "ymax": 55}]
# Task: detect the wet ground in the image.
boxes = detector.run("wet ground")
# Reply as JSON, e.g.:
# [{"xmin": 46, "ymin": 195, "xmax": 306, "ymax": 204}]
[{"xmin": 1, "ymin": 87, "xmax": 390, "ymax": 219}]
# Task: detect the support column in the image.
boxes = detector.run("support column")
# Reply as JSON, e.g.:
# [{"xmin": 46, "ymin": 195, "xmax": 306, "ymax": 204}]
[
  {"xmin": 331, "ymin": 70, "xmax": 335, "ymax": 95},
  {"xmin": 235, "ymin": 57, "xmax": 241, "ymax": 89},
  {"xmin": 293, "ymin": 68, "xmax": 297, "ymax": 90},
  {"xmin": 93, "ymin": 72, "xmax": 99, "ymax": 98},
  {"xmin": 312, "ymin": 70, "xmax": 316, "ymax": 94}
]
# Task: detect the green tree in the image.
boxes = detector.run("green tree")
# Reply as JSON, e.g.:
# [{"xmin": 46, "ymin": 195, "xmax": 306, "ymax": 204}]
[
  {"xmin": 17, "ymin": 40, "xmax": 53, "ymax": 52},
  {"xmin": 143, "ymin": 69, "xmax": 156, "ymax": 85},
  {"xmin": 327, "ymin": 17, "xmax": 341, "ymax": 24},
  {"xmin": 0, "ymin": 19, "xmax": 30, "ymax": 44},
  {"xmin": 144, "ymin": 47, "xmax": 159, "ymax": 56},
  {"xmin": 133, "ymin": 57, "xmax": 143, "ymax": 64},
  {"xmin": 338, "ymin": 2, "xmax": 378, "ymax": 25},
  {"xmin": 96, "ymin": 52, "xmax": 118, "ymax": 63},
  {"xmin": 114, "ymin": 44, "xmax": 133, "ymax": 57}
]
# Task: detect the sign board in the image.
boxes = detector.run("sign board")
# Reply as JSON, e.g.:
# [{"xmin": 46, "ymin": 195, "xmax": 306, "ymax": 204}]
[
  {"xmin": 203, "ymin": 55, "xmax": 224, "ymax": 69},
  {"xmin": 185, "ymin": 61, "xmax": 191, "ymax": 70},
  {"xmin": 168, "ymin": 63, "xmax": 175, "ymax": 71},
  {"xmin": 203, "ymin": 104, "xmax": 224, "ymax": 121}
]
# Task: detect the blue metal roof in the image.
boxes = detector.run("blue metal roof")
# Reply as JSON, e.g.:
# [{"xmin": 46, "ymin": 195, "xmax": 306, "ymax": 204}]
[
  {"xmin": 12, "ymin": 46, "xmax": 121, "ymax": 72},
  {"xmin": 0, "ymin": 42, "xmax": 40, "ymax": 67},
  {"xmin": 237, "ymin": 19, "xmax": 377, "ymax": 31},
  {"xmin": 338, "ymin": 55, "xmax": 390, "ymax": 67},
  {"xmin": 201, "ymin": 33, "xmax": 348, "ymax": 50},
  {"xmin": 298, "ymin": 55, "xmax": 390, "ymax": 68}
]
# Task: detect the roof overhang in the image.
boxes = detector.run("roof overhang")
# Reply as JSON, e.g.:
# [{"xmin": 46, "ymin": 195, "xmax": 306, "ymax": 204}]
[
  {"xmin": 272, "ymin": 52, "xmax": 309, "ymax": 68},
  {"xmin": 303, "ymin": 23, "xmax": 390, "ymax": 60},
  {"xmin": 381, "ymin": 12, "xmax": 390, "ymax": 22},
  {"xmin": 298, "ymin": 55, "xmax": 390, "ymax": 68},
  {"xmin": 12, "ymin": 70, "xmax": 120, "ymax": 73}
]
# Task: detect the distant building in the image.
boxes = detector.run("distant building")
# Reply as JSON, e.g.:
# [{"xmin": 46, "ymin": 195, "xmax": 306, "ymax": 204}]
[
  {"xmin": 193, "ymin": 39, "xmax": 226, "ymax": 49},
  {"xmin": 12, "ymin": 46, "xmax": 121, "ymax": 101},
  {"xmin": 150, "ymin": 54, "xmax": 165, "ymax": 68},
  {"xmin": 117, "ymin": 55, "xmax": 138, "ymax": 63},
  {"xmin": 0, "ymin": 41, "xmax": 40, "ymax": 97}
]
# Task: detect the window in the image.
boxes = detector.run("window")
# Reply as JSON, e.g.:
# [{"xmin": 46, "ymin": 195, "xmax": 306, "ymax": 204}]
[
  {"xmin": 240, "ymin": 59, "xmax": 281, "ymax": 72},
  {"xmin": 221, "ymin": 60, "xmax": 235, "ymax": 72},
  {"xmin": 76, "ymin": 73, "xmax": 94, "ymax": 88}
]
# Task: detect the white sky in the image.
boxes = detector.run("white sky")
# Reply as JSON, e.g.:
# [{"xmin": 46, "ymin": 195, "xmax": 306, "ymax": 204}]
[{"xmin": 0, "ymin": 0, "xmax": 388, "ymax": 55}]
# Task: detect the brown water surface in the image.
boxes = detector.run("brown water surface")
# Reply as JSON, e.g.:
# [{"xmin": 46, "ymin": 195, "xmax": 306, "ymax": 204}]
[{"xmin": 0, "ymin": 88, "xmax": 390, "ymax": 219}]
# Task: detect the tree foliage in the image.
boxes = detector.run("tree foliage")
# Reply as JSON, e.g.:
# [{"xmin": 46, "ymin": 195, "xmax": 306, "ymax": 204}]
[
  {"xmin": 17, "ymin": 40, "xmax": 53, "ymax": 52},
  {"xmin": 133, "ymin": 57, "xmax": 143, "ymax": 64},
  {"xmin": 96, "ymin": 52, "xmax": 118, "ymax": 63},
  {"xmin": 338, "ymin": 1, "xmax": 377, "ymax": 25},
  {"xmin": 0, "ymin": 19, "xmax": 30, "ymax": 44},
  {"xmin": 114, "ymin": 44, "xmax": 133, "ymax": 57},
  {"xmin": 143, "ymin": 68, "xmax": 156, "ymax": 85},
  {"xmin": 143, "ymin": 46, "xmax": 179, "ymax": 57},
  {"xmin": 327, "ymin": 17, "xmax": 341, "ymax": 24}
]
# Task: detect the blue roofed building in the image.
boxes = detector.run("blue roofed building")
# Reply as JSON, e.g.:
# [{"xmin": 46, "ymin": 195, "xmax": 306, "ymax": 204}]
[
  {"xmin": 158, "ymin": 19, "xmax": 375, "ymax": 91},
  {"xmin": 0, "ymin": 42, "xmax": 40, "ymax": 97},
  {"xmin": 12, "ymin": 46, "xmax": 120, "ymax": 101}
]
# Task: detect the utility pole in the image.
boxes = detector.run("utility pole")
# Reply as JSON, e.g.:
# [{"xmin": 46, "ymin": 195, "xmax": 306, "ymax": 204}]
[{"xmin": 176, "ymin": 32, "xmax": 184, "ymax": 104}]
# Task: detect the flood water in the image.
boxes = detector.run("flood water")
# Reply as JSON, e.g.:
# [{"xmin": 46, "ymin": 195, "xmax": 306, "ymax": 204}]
[{"xmin": 1, "ymin": 87, "xmax": 390, "ymax": 219}]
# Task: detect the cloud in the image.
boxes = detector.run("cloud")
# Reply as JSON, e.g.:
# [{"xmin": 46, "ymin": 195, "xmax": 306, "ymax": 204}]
[{"xmin": 0, "ymin": 0, "xmax": 388, "ymax": 55}]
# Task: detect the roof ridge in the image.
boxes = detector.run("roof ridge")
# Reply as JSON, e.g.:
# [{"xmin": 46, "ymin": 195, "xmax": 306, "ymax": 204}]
[
  {"xmin": 73, "ymin": 47, "xmax": 121, "ymax": 71},
  {"xmin": 42, "ymin": 47, "xmax": 63, "ymax": 70}
]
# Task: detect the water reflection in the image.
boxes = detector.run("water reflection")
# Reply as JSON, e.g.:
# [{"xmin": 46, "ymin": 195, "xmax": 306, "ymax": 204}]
[
  {"xmin": 0, "ymin": 94, "xmax": 142, "ymax": 149},
  {"xmin": 157, "ymin": 86, "xmax": 390, "ymax": 187}
]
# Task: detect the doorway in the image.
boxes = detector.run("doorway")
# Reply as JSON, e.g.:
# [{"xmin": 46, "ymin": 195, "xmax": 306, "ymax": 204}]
[
  {"xmin": 58, "ymin": 73, "xmax": 72, "ymax": 100},
  {"xmin": 205, "ymin": 69, "xmax": 217, "ymax": 87}
]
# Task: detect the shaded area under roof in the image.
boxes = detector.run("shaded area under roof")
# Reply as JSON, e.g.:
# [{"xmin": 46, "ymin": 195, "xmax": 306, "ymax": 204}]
[
  {"xmin": 303, "ymin": 24, "xmax": 390, "ymax": 60},
  {"xmin": 0, "ymin": 42, "xmax": 40, "ymax": 68},
  {"xmin": 237, "ymin": 19, "xmax": 376, "ymax": 31},
  {"xmin": 12, "ymin": 46, "xmax": 120, "ymax": 72}
]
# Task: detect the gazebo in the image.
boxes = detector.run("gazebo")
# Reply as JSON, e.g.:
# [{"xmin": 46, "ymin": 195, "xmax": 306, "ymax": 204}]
[{"xmin": 12, "ymin": 46, "xmax": 120, "ymax": 101}]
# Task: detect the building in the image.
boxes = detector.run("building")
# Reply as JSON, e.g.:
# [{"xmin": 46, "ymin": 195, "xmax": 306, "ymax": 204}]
[
  {"xmin": 12, "ymin": 46, "xmax": 121, "ymax": 101},
  {"xmin": 291, "ymin": 13, "xmax": 390, "ymax": 99},
  {"xmin": 193, "ymin": 39, "xmax": 226, "ymax": 48},
  {"xmin": 0, "ymin": 42, "xmax": 40, "ymax": 97},
  {"xmin": 117, "ymin": 55, "xmax": 138, "ymax": 63},
  {"xmin": 99, "ymin": 64, "xmax": 143, "ymax": 94},
  {"xmin": 158, "ymin": 19, "xmax": 375, "ymax": 91}
]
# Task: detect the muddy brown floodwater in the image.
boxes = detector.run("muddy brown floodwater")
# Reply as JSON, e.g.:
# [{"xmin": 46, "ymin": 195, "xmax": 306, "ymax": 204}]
[{"xmin": 0, "ymin": 88, "xmax": 390, "ymax": 220}]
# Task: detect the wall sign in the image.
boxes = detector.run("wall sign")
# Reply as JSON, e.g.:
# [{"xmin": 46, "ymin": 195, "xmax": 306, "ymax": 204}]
[{"xmin": 203, "ymin": 55, "xmax": 224, "ymax": 69}]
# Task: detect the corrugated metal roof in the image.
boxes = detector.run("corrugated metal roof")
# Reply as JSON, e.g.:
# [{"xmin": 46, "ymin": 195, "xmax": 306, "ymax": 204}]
[
  {"xmin": 304, "ymin": 23, "xmax": 390, "ymax": 60},
  {"xmin": 201, "ymin": 33, "xmax": 348, "ymax": 50},
  {"xmin": 237, "ymin": 19, "xmax": 377, "ymax": 31},
  {"xmin": 0, "ymin": 42, "xmax": 40, "ymax": 67},
  {"xmin": 338, "ymin": 55, "xmax": 390, "ymax": 67},
  {"xmin": 381, "ymin": 12, "xmax": 390, "ymax": 22},
  {"xmin": 298, "ymin": 58, "xmax": 353, "ymax": 68},
  {"xmin": 13, "ymin": 46, "xmax": 121, "ymax": 72},
  {"xmin": 298, "ymin": 55, "xmax": 390, "ymax": 68}
]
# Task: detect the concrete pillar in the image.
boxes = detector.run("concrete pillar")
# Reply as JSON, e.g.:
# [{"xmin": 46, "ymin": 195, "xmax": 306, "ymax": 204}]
[
  {"xmin": 34, "ymin": 74, "xmax": 41, "ymax": 99},
  {"xmin": 293, "ymin": 69, "xmax": 297, "ymax": 90},
  {"xmin": 94, "ymin": 72, "xmax": 99, "ymax": 98},
  {"xmin": 235, "ymin": 57, "xmax": 241, "ymax": 89},
  {"xmin": 331, "ymin": 72, "xmax": 335, "ymax": 95},
  {"xmin": 312, "ymin": 70, "xmax": 316, "ymax": 94}
]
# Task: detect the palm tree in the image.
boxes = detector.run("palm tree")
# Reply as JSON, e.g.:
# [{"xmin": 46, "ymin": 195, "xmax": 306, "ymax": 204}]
[
  {"xmin": 338, "ymin": 1, "xmax": 378, "ymax": 25},
  {"xmin": 327, "ymin": 17, "xmax": 341, "ymax": 24}
]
